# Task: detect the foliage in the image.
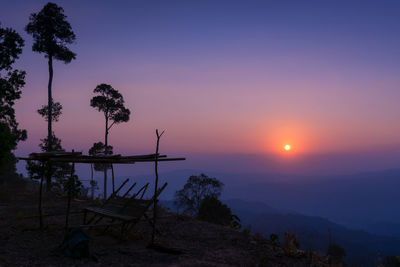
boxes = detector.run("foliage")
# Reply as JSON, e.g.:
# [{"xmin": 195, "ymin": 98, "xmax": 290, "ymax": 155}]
[
  {"xmin": 174, "ymin": 174, "xmax": 224, "ymax": 216},
  {"xmin": 0, "ymin": 152, "xmax": 20, "ymax": 183},
  {"xmin": 89, "ymin": 142, "xmax": 113, "ymax": 156},
  {"xmin": 90, "ymin": 83, "xmax": 131, "ymax": 138},
  {"xmin": 90, "ymin": 83, "xmax": 130, "ymax": 198},
  {"xmin": 25, "ymin": 2, "xmax": 76, "ymax": 63},
  {"xmin": 0, "ymin": 23, "xmax": 24, "ymax": 68},
  {"xmin": 0, "ymin": 22, "xmax": 27, "ymax": 169},
  {"xmin": 327, "ymin": 243, "xmax": 346, "ymax": 262},
  {"xmin": 197, "ymin": 197, "xmax": 241, "ymax": 228},
  {"xmin": 26, "ymin": 133, "xmax": 72, "ymax": 190},
  {"xmin": 384, "ymin": 256, "xmax": 400, "ymax": 267},
  {"xmin": 270, "ymin": 233, "xmax": 280, "ymax": 245},
  {"xmin": 63, "ymin": 173, "xmax": 83, "ymax": 197},
  {"xmin": 242, "ymin": 226, "xmax": 251, "ymax": 237},
  {"xmin": 37, "ymin": 100, "xmax": 62, "ymax": 122},
  {"xmin": 283, "ymin": 232, "xmax": 300, "ymax": 255},
  {"xmin": 25, "ymin": 2, "xmax": 76, "ymax": 153},
  {"xmin": 39, "ymin": 132, "xmax": 63, "ymax": 151},
  {"xmin": 0, "ymin": 123, "xmax": 14, "ymax": 167},
  {"xmin": 88, "ymin": 141, "xmax": 113, "ymax": 171},
  {"xmin": 25, "ymin": 2, "xmax": 75, "ymax": 188},
  {"xmin": 231, "ymin": 214, "xmax": 242, "ymax": 229},
  {"xmin": 197, "ymin": 196, "xmax": 232, "ymax": 226}
]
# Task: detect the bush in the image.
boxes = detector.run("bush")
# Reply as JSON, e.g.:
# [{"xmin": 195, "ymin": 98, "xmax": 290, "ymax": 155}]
[
  {"xmin": 197, "ymin": 196, "xmax": 232, "ymax": 226},
  {"xmin": 327, "ymin": 243, "xmax": 346, "ymax": 262},
  {"xmin": 384, "ymin": 256, "xmax": 400, "ymax": 267},
  {"xmin": 270, "ymin": 233, "xmax": 279, "ymax": 245},
  {"xmin": 174, "ymin": 174, "xmax": 223, "ymax": 216}
]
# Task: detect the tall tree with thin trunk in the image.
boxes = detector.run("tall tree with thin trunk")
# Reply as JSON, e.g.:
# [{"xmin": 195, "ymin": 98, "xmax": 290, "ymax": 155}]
[
  {"xmin": 90, "ymin": 83, "xmax": 131, "ymax": 198},
  {"xmin": 25, "ymin": 2, "xmax": 76, "ymax": 191},
  {"xmin": 25, "ymin": 2, "xmax": 75, "ymax": 150}
]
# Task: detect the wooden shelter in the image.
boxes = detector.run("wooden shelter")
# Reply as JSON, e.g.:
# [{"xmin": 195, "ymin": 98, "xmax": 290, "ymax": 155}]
[{"xmin": 19, "ymin": 149, "xmax": 185, "ymax": 242}]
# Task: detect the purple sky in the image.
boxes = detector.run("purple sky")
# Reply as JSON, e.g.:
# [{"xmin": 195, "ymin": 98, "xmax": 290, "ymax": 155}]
[{"xmin": 2, "ymin": 0, "xmax": 400, "ymax": 175}]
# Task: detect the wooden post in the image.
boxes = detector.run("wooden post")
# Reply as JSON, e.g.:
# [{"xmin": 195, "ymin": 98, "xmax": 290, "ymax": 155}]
[
  {"xmin": 65, "ymin": 162, "xmax": 75, "ymax": 232},
  {"xmin": 104, "ymin": 168, "xmax": 107, "ymax": 199},
  {"xmin": 38, "ymin": 161, "xmax": 44, "ymax": 229},
  {"xmin": 111, "ymin": 164, "xmax": 115, "ymax": 194},
  {"xmin": 151, "ymin": 129, "xmax": 164, "ymax": 244},
  {"xmin": 90, "ymin": 163, "xmax": 94, "ymax": 200}
]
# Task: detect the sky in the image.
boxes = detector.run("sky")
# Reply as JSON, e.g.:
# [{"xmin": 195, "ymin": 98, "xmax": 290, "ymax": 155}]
[{"xmin": 2, "ymin": 0, "xmax": 400, "ymax": 175}]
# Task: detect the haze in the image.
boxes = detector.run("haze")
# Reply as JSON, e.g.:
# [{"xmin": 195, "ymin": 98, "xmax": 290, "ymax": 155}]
[{"xmin": 2, "ymin": 0, "xmax": 400, "ymax": 175}]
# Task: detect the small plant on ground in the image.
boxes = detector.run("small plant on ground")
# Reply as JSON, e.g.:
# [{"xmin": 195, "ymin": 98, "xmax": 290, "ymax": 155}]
[{"xmin": 270, "ymin": 233, "xmax": 280, "ymax": 245}]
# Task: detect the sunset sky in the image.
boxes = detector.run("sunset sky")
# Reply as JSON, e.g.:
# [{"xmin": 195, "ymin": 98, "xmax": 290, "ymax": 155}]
[{"xmin": 2, "ymin": 0, "xmax": 400, "ymax": 175}]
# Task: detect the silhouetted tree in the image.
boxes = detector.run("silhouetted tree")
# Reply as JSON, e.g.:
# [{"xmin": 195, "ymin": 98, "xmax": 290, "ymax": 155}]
[
  {"xmin": 26, "ymin": 133, "xmax": 71, "ymax": 191},
  {"xmin": 37, "ymin": 101, "xmax": 62, "ymax": 122},
  {"xmin": 0, "ymin": 22, "xmax": 27, "ymax": 180},
  {"xmin": 90, "ymin": 83, "xmax": 130, "ymax": 198},
  {"xmin": 384, "ymin": 256, "xmax": 400, "ymax": 267},
  {"xmin": 174, "ymin": 174, "xmax": 223, "ymax": 216},
  {"xmin": 327, "ymin": 243, "xmax": 346, "ymax": 263},
  {"xmin": 88, "ymin": 141, "xmax": 113, "ymax": 171},
  {"xmin": 63, "ymin": 166, "xmax": 82, "ymax": 230},
  {"xmin": 25, "ymin": 2, "xmax": 76, "ymax": 151},
  {"xmin": 26, "ymin": 100, "xmax": 67, "ymax": 190},
  {"xmin": 198, "ymin": 196, "xmax": 232, "ymax": 225}
]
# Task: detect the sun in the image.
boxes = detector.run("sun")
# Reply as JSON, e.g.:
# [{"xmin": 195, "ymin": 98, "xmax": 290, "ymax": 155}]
[{"xmin": 284, "ymin": 144, "xmax": 291, "ymax": 151}]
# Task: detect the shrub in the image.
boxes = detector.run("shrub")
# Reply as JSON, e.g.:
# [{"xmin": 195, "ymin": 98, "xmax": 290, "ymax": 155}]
[
  {"xmin": 174, "ymin": 174, "xmax": 223, "ymax": 216},
  {"xmin": 197, "ymin": 196, "xmax": 232, "ymax": 226}
]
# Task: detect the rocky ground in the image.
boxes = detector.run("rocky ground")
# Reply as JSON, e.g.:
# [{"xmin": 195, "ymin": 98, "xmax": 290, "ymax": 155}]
[{"xmin": 0, "ymin": 185, "xmax": 343, "ymax": 266}]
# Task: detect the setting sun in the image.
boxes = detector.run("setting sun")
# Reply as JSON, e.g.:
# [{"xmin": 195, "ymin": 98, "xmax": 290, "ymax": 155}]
[{"xmin": 284, "ymin": 144, "xmax": 291, "ymax": 151}]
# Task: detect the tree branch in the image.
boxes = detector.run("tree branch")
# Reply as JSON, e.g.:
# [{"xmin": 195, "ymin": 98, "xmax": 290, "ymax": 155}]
[{"xmin": 107, "ymin": 121, "xmax": 116, "ymax": 131}]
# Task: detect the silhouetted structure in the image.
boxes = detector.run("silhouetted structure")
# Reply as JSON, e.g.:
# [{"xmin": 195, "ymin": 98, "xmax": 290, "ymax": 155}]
[{"xmin": 19, "ymin": 146, "xmax": 185, "ymax": 236}]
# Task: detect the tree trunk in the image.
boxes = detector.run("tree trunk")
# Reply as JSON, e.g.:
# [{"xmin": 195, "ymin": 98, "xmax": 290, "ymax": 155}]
[
  {"xmin": 151, "ymin": 129, "xmax": 163, "ymax": 244},
  {"xmin": 39, "ymin": 163, "xmax": 44, "ymax": 229},
  {"xmin": 104, "ymin": 116, "xmax": 108, "ymax": 199},
  {"xmin": 90, "ymin": 164, "xmax": 94, "ymax": 200},
  {"xmin": 65, "ymin": 163, "xmax": 75, "ymax": 233},
  {"xmin": 46, "ymin": 55, "xmax": 53, "ymax": 192}
]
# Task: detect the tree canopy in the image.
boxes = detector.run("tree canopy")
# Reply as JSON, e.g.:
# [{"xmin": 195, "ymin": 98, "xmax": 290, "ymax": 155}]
[
  {"xmin": 174, "ymin": 174, "xmax": 224, "ymax": 216},
  {"xmin": 37, "ymin": 101, "xmax": 63, "ymax": 122},
  {"xmin": 0, "ymin": 22, "xmax": 26, "ymax": 169},
  {"xmin": 88, "ymin": 141, "xmax": 113, "ymax": 171},
  {"xmin": 26, "ymin": 133, "xmax": 72, "ymax": 191},
  {"xmin": 25, "ymin": 2, "xmax": 76, "ymax": 63},
  {"xmin": 90, "ymin": 83, "xmax": 131, "ymax": 128},
  {"xmin": 197, "ymin": 196, "xmax": 233, "ymax": 226}
]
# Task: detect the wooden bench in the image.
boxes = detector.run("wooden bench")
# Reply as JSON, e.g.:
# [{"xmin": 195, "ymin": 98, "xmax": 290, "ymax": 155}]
[{"xmin": 82, "ymin": 182, "xmax": 167, "ymax": 235}]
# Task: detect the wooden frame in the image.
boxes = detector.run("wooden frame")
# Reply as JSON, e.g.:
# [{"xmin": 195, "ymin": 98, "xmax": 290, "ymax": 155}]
[{"xmin": 82, "ymin": 183, "xmax": 167, "ymax": 237}]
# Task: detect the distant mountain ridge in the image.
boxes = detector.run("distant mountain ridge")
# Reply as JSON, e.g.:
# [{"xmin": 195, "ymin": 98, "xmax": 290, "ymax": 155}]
[
  {"xmin": 223, "ymin": 198, "xmax": 400, "ymax": 266},
  {"xmin": 160, "ymin": 197, "xmax": 400, "ymax": 266},
  {"xmin": 87, "ymin": 168, "xmax": 400, "ymax": 240}
]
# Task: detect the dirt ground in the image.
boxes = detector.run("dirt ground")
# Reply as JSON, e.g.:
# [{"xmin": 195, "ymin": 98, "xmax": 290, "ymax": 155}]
[{"xmin": 0, "ymin": 186, "xmax": 341, "ymax": 266}]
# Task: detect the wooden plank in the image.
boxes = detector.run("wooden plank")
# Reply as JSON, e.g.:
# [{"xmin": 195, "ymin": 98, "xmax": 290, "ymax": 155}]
[
  {"xmin": 78, "ymin": 222, "xmax": 125, "ymax": 228},
  {"xmin": 84, "ymin": 207, "xmax": 137, "ymax": 221},
  {"xmin": 18, "ymin": 155, "xmax": 184, "ymax": 164}
]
